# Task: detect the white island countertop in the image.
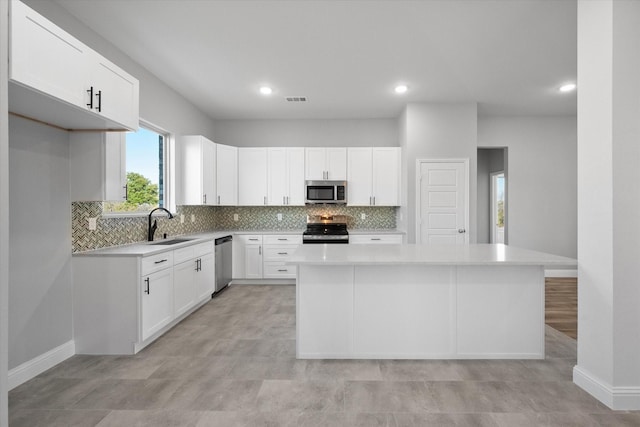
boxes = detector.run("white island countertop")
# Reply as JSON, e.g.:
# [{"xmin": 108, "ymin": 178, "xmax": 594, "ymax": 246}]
[{"xmin": 288, "ymin": 243, "xmax": 576, "ymax": 267}]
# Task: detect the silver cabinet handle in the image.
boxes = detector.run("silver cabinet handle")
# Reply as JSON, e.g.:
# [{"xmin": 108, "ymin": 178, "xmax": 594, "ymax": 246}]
[
  {"xmin": 277, "ymin": 238, "xmax": 288, "ymax": 241},
  {"xmin": 277, "ymin": 252, "xmax": 288, "ymax": 255},
  {"xmin": 371, "ymin": 238, "xmax": 381, "ymax": 241},
  {"xmin": 283, "ymin": 196, "xmax": 286, "ymax": 205},
  {"xmin": 277, "ymin": 269, "xmax": 288, "ymax": 272},
  {"xmin": 203, "ymin": 194, "xmax": 207, "ymax": 204},
  {"xmin": 369, "ymin": 196, "xmax": 372, "ymax": 206},
  {"xmin": 259, "ymin": 246, "xmax": 262, "ymax": 255},
  {"xmin": 287, "ymin": 196, "xmax": 289, "ymax": 204},
  {"xmin": 154, "ymin": 259, "xmax": 168, "ymax": 264},
  {"xmin": 144, "ymin": 277, "xmax": 150, "ymax": 294},
  {"xmin": 218, "ymin": 195, "xmax": 221, "ymax": 205},
  {"xmin": 249, "ymin": 238, "xmax": 259, "ymax": 241},
  {"xmin": 264, "ymin": 196, "xmax": 267, "ymax": 205},
  {"xmin": 458, "ymin": 229, "xmax": 466, "ymax": 233},
  {"xmin": 373, "ymin": 196, "xmax": 376, "ymax": 206}
]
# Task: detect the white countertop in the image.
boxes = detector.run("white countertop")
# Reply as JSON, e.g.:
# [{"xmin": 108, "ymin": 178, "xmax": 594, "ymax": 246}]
[
  {"xmin": 288, "ymin": 243, "xmax": 577, "ymax": 267},
  {"xmin": 348, "ymin": 229, "xmax": 405, "ymax": 235}
]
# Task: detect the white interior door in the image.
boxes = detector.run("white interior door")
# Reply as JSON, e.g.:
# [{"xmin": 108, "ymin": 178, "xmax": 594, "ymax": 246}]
[{"xmin": 417, "ymin": 159, "xmax": 469, "ymax": 245}]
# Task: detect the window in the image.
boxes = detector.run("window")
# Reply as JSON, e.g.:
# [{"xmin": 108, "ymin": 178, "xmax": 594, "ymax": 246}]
[
  {"xmin": 103, "ymin": 122, "xmax": 174, "ymax": 214},
  {"xmin": 491, "ymin": 172, "xmax": 506, "ymax": 244}
]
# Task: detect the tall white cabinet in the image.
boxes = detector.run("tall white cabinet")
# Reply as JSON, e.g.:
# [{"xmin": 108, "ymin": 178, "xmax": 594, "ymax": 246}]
[
  {"xmin": 305, "ymin": 147, "xmax": 347, "ymax": 180},
  {"xmin": 267, "ymin": 147, "xmax": 305, "ymax": 205},
  {"xmin": 177, "ymin": 135, "xmax": 217, "ymax": 205},
  {"xmin": 238, "ymin": 148, "xmax": 268, "ymax": 205},
  {"xmin": 347, "ymin": 147, "xmax": 400, "ymax": 206},
  {"xmin": 216, "ymin": 144, "xmax": 238, "ymax": 205}
]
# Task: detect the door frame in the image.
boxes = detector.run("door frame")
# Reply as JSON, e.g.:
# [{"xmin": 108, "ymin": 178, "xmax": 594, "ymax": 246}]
[{"xmin": 415, "ymin": 158, "xmax": 470, "ymax": 245}]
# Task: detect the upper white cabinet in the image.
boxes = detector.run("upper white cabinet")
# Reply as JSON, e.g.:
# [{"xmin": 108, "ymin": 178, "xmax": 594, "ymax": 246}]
[
  {"xmin": 267, "ymin": 148, "xmax": 305, "ymax": 206},
  {"xmin": 305, "ymin": 147, "xmax": 347, "ymax": 181},
  {"xmin": 177, "ymin": 135, "xmax": 217, "ymax": 206},
  {"xmin": 70, "ymin": 132, "xmax": 127, "ymax": 202},
  {"xmin": 216, "ymin": 144, "xmax": 238, "ymax": 206},
  {"xmin": 348, "ymin": 147, "xmax": 401, "ymax": 206},
  {"xmin": 238, "ymin": 148, "xmax": 268, "ymax": 206},
  {"xmin": 9, "ymin": 0, "xmax": 139, "ymax": 131}
]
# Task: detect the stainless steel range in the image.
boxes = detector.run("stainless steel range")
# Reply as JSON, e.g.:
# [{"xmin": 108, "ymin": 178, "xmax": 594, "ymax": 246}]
[{"xmin": 302, "ymin": 215, "xmax": 349, "ymax": 244}]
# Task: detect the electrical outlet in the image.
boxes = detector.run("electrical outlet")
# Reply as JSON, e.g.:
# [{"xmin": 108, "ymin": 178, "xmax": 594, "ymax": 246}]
[
  {"xmin": 88, "ymin": 217, "xmax": 97, "ymax": 231},
  {"xmin": 180, "ymin": 214, "xmax": 185, "ymax": 224},
  {"xmin": 191, "ymin": 214, "xmax": 195, "ymax": 223},
  {"xmin": 361, "ymin": 213, "xmax": 366, "ymax": 220},
  {"xmin": 277, "ymin": 213, "xmax": 283, "ymax": 221},
  {"xmin": 234, "ymin": 213, "xmax": 239, "ymax": 221}
]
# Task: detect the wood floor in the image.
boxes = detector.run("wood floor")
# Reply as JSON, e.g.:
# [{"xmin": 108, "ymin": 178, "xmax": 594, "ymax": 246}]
[{"xmin": 545, "ymin": 277, "xmax": 578, "ymax": 339}]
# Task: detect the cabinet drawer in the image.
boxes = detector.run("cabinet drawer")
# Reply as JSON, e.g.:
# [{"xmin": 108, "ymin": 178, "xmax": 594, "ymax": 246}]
[
  {"xmin": 173, "ymin": 245, "xmax": 196, "ymax": 265},
  {"xmin": 263, "ymin": 234, "xmax": 302, "ymax": 245},
  {"xmin": 193, "ymin": 241, "xmax": 214, "ymax": 257},
  {"xmin": 237, "ymin": 235, "xmax": 262, "ymax": 244},
  {"xmin": 263, "ymin": 262, "xmax": 297, "ymax": 279},
  {"xmin": 141, "ymin": 251, "xmax": 174, "ymax": 275},
  {"xmin": 263, "ymin": 245, "xmax": 299, "ymax": 261},
  {"xmin": 349, "ymin": 234, "xmax": 404, "ymax": 244}
]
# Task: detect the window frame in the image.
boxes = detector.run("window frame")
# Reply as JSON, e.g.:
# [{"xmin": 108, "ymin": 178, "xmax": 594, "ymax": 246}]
[{"xmin": 101, "ymin": 119, "xmax": 176, "ymax": 217}]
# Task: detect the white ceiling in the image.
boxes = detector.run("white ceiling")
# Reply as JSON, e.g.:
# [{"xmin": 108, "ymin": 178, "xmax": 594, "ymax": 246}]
[{"xmin": 53, "ymin": 0, "xmax": 577, "ymax": 120}]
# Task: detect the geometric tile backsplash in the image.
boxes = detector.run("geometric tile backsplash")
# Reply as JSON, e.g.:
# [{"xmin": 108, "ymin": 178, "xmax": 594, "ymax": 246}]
[{"xmin": 72, "ymin": 201, "xmax": 397, "ymax": 253}]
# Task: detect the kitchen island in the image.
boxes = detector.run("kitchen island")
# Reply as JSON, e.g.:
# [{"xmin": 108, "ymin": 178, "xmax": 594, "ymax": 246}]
[{"xmin": 288, "ymin": 244, "xmax": 576, "ymax": 360}]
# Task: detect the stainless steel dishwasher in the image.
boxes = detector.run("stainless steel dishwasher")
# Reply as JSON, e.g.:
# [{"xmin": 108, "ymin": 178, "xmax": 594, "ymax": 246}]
[{"xmin": 214, "ymin": 235, "xmax": 233, "ymax": 295}]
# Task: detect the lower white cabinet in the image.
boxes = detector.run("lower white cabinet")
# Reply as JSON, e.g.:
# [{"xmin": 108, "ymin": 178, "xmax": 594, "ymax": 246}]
[
  {"xmin": 233, "ymin": 234, "xmax": 301, "ymax": 279},
  {"xmin": 141, "ymin": 267, "xmax": 174, "ymax": 341},
  {"xmin": 349, "ymin": 234, "xmax": 404, "ymax": 244},
  {"xmin": 73, "ymin": 240, "xmax": 215, "ymax": 355}
]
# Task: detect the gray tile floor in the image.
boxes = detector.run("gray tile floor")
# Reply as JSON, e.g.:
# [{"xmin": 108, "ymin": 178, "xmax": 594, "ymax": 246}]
[{"xmin": 9, "ymin": 285, "xmax": 640, "ymax": 426}]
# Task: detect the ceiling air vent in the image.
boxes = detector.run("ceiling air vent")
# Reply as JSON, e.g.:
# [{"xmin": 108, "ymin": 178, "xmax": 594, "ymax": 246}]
[{"xmin": 285, "ymin": 96, "xmax": 308, "ymax": 102}]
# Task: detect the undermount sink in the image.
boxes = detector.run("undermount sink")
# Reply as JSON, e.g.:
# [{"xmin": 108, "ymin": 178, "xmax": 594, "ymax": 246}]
[{"xmin": 150, "ymin": 238, "xmax": 194, "ymax": 245}]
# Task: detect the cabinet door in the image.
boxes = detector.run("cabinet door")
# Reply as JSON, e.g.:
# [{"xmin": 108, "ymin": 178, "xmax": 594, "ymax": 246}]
[
  {"xmin": 372, "ymin": 147, "xmax": 401, "ymax": 206},
  {"xmin": 104, "ymin": 132, "xmax": 127, "ymax": 201},
  {"xmin": 216, "ymin": 144, "xmax": 238, "ymax": 205},
  {"xmin": 267, "ymin": 148, "xmax": 287, "ymax": 205},
  {"xmin": 287, "ymin": 148, "xmax": 306, "ymax": 205},
  {"xmin": 347, "ymin": 147, "xmax": 373, "ymax": 206},
  {"xmin": 325, "ymin": 147, "xmax": 347, "ymax": 180},
  {"xmin": 178, "ymin": 136, "xmax": 204, "ymax": 205},
  {"xmin": 201, "ymin": 138, "xmax": 217, "ymax": 205},
  {"xmin": 141, "ymin": 268, "xmax": 174, "ymax": 341},
  {"xmin": 10, "ymin": 0, "xmax": 89, "ymax": 108},
  {"xmin": 196, "ymin": 254, "xmax": 215, "ymax": 301},
  {"xmin": 88, "ymin": 51, "xmax": 140, "ymax": 131},
  {"xmin": 239, "ymin": 148, "xmax": 267, "ymax": 205},
  {"xmin": 245, "ymin": 244, "xmax": 263, "ymax": 279},
  {"xmin": 173, "ymin": 259, "xmax": 197, "ymax": 318},
  {"xmin": 305, "ymin": 148, "xmax": 327, "ymax": 180}
]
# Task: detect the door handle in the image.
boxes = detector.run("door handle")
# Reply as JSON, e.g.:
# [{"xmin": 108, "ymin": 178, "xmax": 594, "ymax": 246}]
[{"xmin": 458, "ymin": 229, "xmax": 466, "ymax": 233}]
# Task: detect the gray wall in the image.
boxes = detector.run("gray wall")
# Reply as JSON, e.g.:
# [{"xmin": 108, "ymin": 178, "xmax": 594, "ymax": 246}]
[
  {"xmin": 477, "ymin": 148, "xmax": 505, "ymax": 243},
  {"xmin": 398, "ymin": 103, "xmax": 478, "ymax": 244},
  {"xmin": 213, "ymin": 118, "xmax": 398, "ymax": 147},
  {"xmin": 8, "ymin": 116, "xmax": 72, "ymax": 369},
  {"xmin": 478, "ymin": 116, "xmax": 577, "ymax": 258},
  {"xmin": 7, "ymin": 1, "xmax": 218, "ymax": 370}
]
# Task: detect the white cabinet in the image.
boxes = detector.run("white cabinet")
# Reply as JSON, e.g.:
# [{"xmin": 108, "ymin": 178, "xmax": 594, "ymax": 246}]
[
  {"xmin": 141, "ymin": 266, "xmax": 174, "ymax": 341},
  {"xmin": 305, "ymin": 147, "xmax": 347, "ymax": 180},
  {"xmin": 263, "ymin": 235, "xmax": 302, "ymax": 279},
  {"xmin": 238, "ymin": 148, "xmax": 268, "ymax": 206},
  {"xmin": 9, "ymin": 0, "xmax": 139, "ymax": 131},
  {"xmin": 69, "ymin": 132, "xmax": 127, "ymax": 202},
  {"xmin": 216, "ymin": 144, "xmax": 238, "ymax": 205},
  {"xmin": 177, "ymin": 135, "xmax": 217, "ymax": 205},
  {"xmin": 347, "ymin": 147, "xmax": 401, "ymax": 206},
  {"xmin": 173, "ymin": 241, "xmax": 214, "ymax": 317},
  {"xmin": 267, "ymin": 148, "xmax": 305, "ymax": 206},
  {"xmin": 349, "ymin": 234, "xmax": 404, "ymax": 244},
  {"xmin": 196, "ymin": 252, "xmax": 215, "ymax": 301},
  {"xmin": 233, "ymin": 235, "xmax": 263, "ymax": 279}
]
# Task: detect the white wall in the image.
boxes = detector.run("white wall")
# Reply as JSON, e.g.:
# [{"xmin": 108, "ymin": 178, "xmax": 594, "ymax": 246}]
[
  {"xmin": 5, "ymin": 1, "xmax": 217, "ymax": 374},
  {"xmin": 399, "ymin": 103, "xmax": 478, "ymax": 244},
  {"xmin": 8, "ymin": 116, "xmax": 72, "ymax": 369},
  {"xmin": 1, "ymin": 0, "xmax": 10, "ymax": 423},
  {"xmin": 478, "ymin": 116, "xmax": 576, "ymax": 258},
  {"xmin": 213, "ymin": 118, "xmax": 398, "ymax": 147},
  {"xmin": 574, "ymin": 0, "xmax": 640, "ymax": 409}
]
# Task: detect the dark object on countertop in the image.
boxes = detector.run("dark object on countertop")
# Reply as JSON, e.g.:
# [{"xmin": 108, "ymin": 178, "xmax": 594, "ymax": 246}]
[{"xmin": 147, "ymin": 207, "xmax": 174, "ymax": 241}]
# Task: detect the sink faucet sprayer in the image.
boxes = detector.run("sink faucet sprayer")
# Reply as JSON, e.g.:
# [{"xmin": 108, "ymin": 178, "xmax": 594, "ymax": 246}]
[{"xmin": 148, "ymin": 207, "xmax": 174, "ymax": 241}]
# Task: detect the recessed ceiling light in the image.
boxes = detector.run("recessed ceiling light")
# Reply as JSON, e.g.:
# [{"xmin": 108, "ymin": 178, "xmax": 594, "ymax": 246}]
[
  {"xmin": 259, "ymin": 86, "xmax": 273, "ymax": 95},
  {"xmin": 559, "ymin": 83, "xmax": 576, "ymax": 93},
  {"xmin": 394, "ymin": 85, "xmax": 408, "ymax": 94}
]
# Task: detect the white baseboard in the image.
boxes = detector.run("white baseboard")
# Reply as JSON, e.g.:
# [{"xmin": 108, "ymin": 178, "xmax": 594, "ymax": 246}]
[
  {"xmin": 9, "ymin": 340, "xmax": 75, "ymax": 390},
  {"xmin": 231, "ymin": 279, "xmax": 295, "ymax": 285},
  {"xmin": 574, "ymin": 365, "xmax": 640, "ymax": 410},
  {"xmin": 544, "ymin": 269, "xmax": 577, "ymax": 278}
]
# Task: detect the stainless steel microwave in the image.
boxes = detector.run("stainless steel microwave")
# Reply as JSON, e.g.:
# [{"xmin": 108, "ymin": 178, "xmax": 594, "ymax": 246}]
[{"xmin": 305, "ymin": 180, "xmax": 347, "ymax": 204}]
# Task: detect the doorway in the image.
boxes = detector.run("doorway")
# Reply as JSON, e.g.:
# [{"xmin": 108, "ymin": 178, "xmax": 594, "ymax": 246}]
[
  {"xmin": 477, "ymin": 148, "xmax": 507, "ymax": 244},
  {"xmin": 416, "ymin": 159, "xmax": 469, "ymax": 245}
]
